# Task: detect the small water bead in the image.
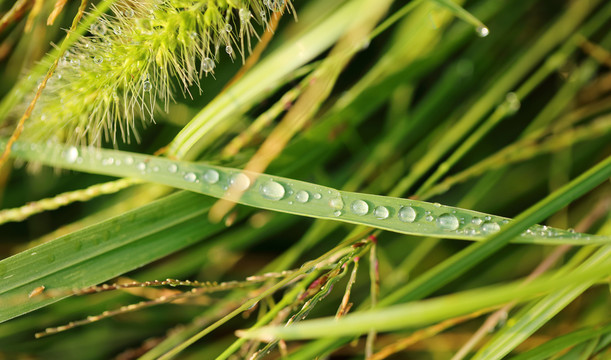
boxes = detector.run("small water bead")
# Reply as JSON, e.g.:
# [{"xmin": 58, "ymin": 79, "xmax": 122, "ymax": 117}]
[
  {"xmin": 91, "ymin": 22, "xmax": 107, "ymax": 35},
  {"xmin": 476, "ymin": 26, "xmax": 489, "ymax": 37},
  {"xmin": 398, "ymin": 206, "xmax": 417, "ymax": 223},
  {"xmin": 351, "ymin": 200, "xmax": 369, "ymax": 216},
  {"xmin": 184, "ymin": 172, "xmax": 197, "ymax": 183},
  {"xmin": 225, "ymin": 45, "xmax": 233, "ymax": 56},
  {"xmin": 113, "ymin": 27, "xmax": 122, "ymax": 35},
  {"xmin": 295, "ymin": 190, "xmax": 310, "ymax": 203},
  {"xmin": 484, "ymin": 216, "xmax": 492, "ymax": 221},
  {"xmin": 225, "ymin": 24, "xmax": 233, "ymax": 32},
  {"xmin": 143, "ymin": 81, "xmax": 152, "ymax": 92},
  {"xmin": 437, "ymin": 213, "xmax": 459, "ymax": 231},
  {"xmin": 433, "ymin": 202, "xmax": 441, "ymax": 208},
  {"xmin": 168, "ymin": 164, "xmax": 178, "ymax": 173},
  {"xmin": 374, "ymin": 206, "xmax": 390, "ymax": 220},
  {"xmin": 93, "ymin": 55, "xmax": 103, "ymax": 64},
  {"xmin": 230, "ymin": 173, "xmax": 251, "ymax": 191},
  {"xmin": 313, "ymin": 193, "xmax": 322, "ymax": 200},
  {"xmin": 260, "ymin": 180, "xmax": 285, "ymax": 200},
  {"xmin": 204, "ymin": 169, "xmax": 219, "ymax": 184},
  {"xmin": 136, "ymin": 162, "xmax": 147, "ymax": 172},
  {"xmin": 123, "ymin": 9, "xmax": 134, "ymax": 18},
  {"xmin": 70, "ymin": 58, "xmax": 80, "ymax": 68},
  {"xmin": 202, "ymin": 58, "xmax": 215, "ymax": 73},
  {"xmin": 481, "ymin": 221, "xmax": 501, "ymax": 233},
  {"xmin": 425, "ymin": 215, "xmax": 435, "ymax": 222},
  {"xmin": 102, "ymin": 157, "xmax": 114, "ymax": 166},
  {"xmin": 471, "ymin": 217, "xmax": 483, "ymax": 225},
  {"xmin": 124, "ymin": 156, "xmax": 134, "ymax": 165},
  {"xmin": 239, "ymin": 8, "xmax": 251, "ymax": 23},
  {"xmin": 152, "ymin": 166, "xmax": 159, "ymax": 172},
  {"xmin": 333, "ymin": 210, "xmax": 342, "ymax": 217},
  {"xmin": 266, "ymin": 0, "xmax": 285, "ymax": 12},
  {"xmin": 505, "ymin": 92, "xmax": 521, "ymax": 113},
  {"xmin": 64, "ymin": 146, "xmax": 79, "ymax": 163}
]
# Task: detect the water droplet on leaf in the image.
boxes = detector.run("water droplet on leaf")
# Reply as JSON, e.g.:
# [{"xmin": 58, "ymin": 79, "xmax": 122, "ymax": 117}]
[
  {"xmin": 437, "ymin": 213, "xmax": 459, "ymax": 231},
  {"xmin": 260, "ymin": 180, "xmax": 285, "ymax": 200},
  {"xmin": 398, "ymin": 206, "xmax": 416, "ymax": 223},
  {"xmin": 351, "ymin": 200, "xmax": 369, "ymax": 215}
]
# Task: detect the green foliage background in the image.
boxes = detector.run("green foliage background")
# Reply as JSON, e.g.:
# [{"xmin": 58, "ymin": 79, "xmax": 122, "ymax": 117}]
[{"xmin": 0, "ymin": 0, "xmax": 610, "ymax": 359}]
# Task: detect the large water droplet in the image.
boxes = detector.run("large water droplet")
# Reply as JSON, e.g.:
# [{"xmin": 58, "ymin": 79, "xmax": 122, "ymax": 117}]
[
  {"xmin": 329, "ymin": 197, "xmax": 344, "ymax": 210},
  {"xmin": 374, "ymin": 206, "xmax": 389, "ymax": 219},
  {"xmin": 351, "ymin": 200, "xmax": 369, "ymax": 215},
  {"xmin": 437, "ymin": 213, "xmax": 459, "ymax": 231},
  {"xmin": 482, "ymin": 221, "xmax": 500, "ymax": 233},
  {"xmin": 476, "ymin": 26, "xmax": 489, "ymax": 37},
  {"xmin": 64, "ymin": 146, "xmax": 79, "ymax": 163},
  {"xmin": 168, "ymin": 164, "xmax": 178, "ymax": 173},
  {"xmin": 204, "ymin": 169, "xmax": 219, "ymax": 184},
  {"xmin": 398, "ymin": 206, "xmax": 417, "ymax": 223},
  {"xmin": 260, "ymin": 180, "xmax": 285, "ymax": 200},
  {"xmin": 143, "ymin": 81, "xmax": 152, "ymax": 92},
  {"xmin": 230, "ymin": 173, "xmax": 250, "ymax": 191},
  {"xmin": 239, "ymin": 8, "xmax": 251, "ymax": 23},
  {"xmin": 295, "ymin": 190, "xmax": 309, "ymax": 203},
  {"xmin": 184, "ymin": 172, "xmax": 197, "ymax": 183}
]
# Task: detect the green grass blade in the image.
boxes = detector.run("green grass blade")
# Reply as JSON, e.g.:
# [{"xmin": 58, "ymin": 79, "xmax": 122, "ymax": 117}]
[
  {"xmin": 508, "ymin": 323, "xmax": 611, "ymax": 360},
  {"xmin": 4, "ymin": 139, "xmax": 606, "ymax": 246},
  {"xmin": 0, "ymin": 191, "xmax": 225, "ymax": 323},
  {"xmin": 238, "ymin": 259, "xmax": 611, "ymax": 340}
]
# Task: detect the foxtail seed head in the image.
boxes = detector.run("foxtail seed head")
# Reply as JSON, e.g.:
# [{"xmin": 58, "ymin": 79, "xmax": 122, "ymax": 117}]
[{"xmin": 21, "ymin": 0, "xmax": 293, "ymax": 145}]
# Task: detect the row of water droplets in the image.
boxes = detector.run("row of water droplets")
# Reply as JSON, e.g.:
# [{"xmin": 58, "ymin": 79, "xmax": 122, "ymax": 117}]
[{"xmin": 59, "ymin": 144, "xmax": 590, "ymax": 240}]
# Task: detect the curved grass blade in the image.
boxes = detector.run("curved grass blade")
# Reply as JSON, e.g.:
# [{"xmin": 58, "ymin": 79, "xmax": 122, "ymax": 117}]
[
  {"xmin": 432, "ymin": 0, "xmax": 489, "ymax": 36},
  {"xmin": 508, "ymin": 322, "xmax": 611, "ymax": 360},
  {"xmin": 237, "ymin": 260, "xmax": 611, "ymax": 340},
  {"xmin": 4, "ymin": 139, "xmax": 608, "ymax": 245},
  {"xmin": 0, "ymin": 191, "xmax": 225, "ymax": 323}
]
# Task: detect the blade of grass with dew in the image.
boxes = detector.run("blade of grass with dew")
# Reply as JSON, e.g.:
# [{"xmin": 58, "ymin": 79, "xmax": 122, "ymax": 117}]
[
  {"xmin": 4, "ymin": 139, "xmax": 606, "ymax": 245},
  {"xmin": 0, "ymin": 191, "xmax": 226, "ymax": 322},
  {"xmin": 237, "ymin": 258, "xmax": 611, "ymax": 340}
]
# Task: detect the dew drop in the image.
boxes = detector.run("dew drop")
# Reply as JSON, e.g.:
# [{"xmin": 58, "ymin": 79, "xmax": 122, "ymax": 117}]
[
  {"xmin": 124, "ymin": 9, "xmax": 134, "ymax": 18},
  {"xmin": 136, "ymin": 162, "xmax": 147, "ymax": 172},
  {"xmin": 295, "ymin": 190, "xmax": 309, "ymax": 203},
  {"xmin": 433, "ymin": 202, "xmax": 441, "ymax": 208},
  {"xmin": 505, "ymin": 92, "xmax": 521, "ymax": 113},
  {"xmin": 202, "ymin": 57, "xmax": 215, "ymax": 72},
  {"xmin": 351, "ymin": 200, "xmax": 369, "ymax": 215},
  {"xmin": 168, "ymin": 164, "xmax": 178, "ymax": 173},
  {"xmin": 333, "ymin": 210, "xmax": 342, "ymax": 217},
  {"xmin": 266, "ymin": 0, "xmax": 285, "ymax": 12},
  {"xmin": 398, "ymin": 206, "xmax": 417, "ymax": 223},
  {"xmin": 313, "ymin": 193, "xmax": 322, "ymax": 200},
  {"xmin": 143, "ymin": 81, "xmax": 152, "ymax": 92},
  {"xmin": 64, "ymin": 146, "xmax": 79, "ymax": 163},
  {"xmin": 225, "ymin": 45, "xmax": 233, "ymax": 56},
  {"xmin": 184, "ymin": 172, "xmax": 197, "ymax": 183},
  {"xmin": 482, "ymin": 221, "xmax": 500, "ymax": 233},
  {"xmin": 437, "ymin": 213, "xmax": 459, "ymax": 231},
  {"xmin": 425, "ymin": 215, "xmax": 435, "ymax": 222},
  {"xmin": 329, "ymin": 197, "xmax": 344, "ymax": 210},
  {"xmin": 124, "ymin": 156, "xmax": 134, "ymax": 165},
  {"xmin": 113, "ymin": 26, "xmax": 122, "ymax": 35},
  {"xmin": 239, "ymin": 8, "xmax": 251, "ymax": 23},
  {"xmin": 70, "ymin": 58, "xmax": 81, "ymax": 67},
  {"xmin": 204, "ymin": 169, "xmax": 219, "ymax": 184},
  {"xmin": 93, "ymin": 55, "xmax": 103, "ymax": 64},
  {"xmin": 91, "ymin": 22, "xmax": 107, "ymax": 35},
  {"xmin": 260, "ymin": 180, "xmax": 285, "ymax": 200},
  {"xmin": 230, "ymin": 173, "xmax": 251, "ymax": 191},
  {"xmin": 374, "ymin": 206, "xmax": 390, "ymax": 219},
  {"xmin": 484, "ymin": 216, "xmax": 492, "ymax": 221},
  {"xmin": 471, "ymin": 217, "xmax": 482, "ymax": 225},
  {"xmin": 476, "ymin": 26, "xmax": 489, "ymax": 37},
  {"xmin": 225, "ymin": 24, "xmax": 233, "ymax": 32}
]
